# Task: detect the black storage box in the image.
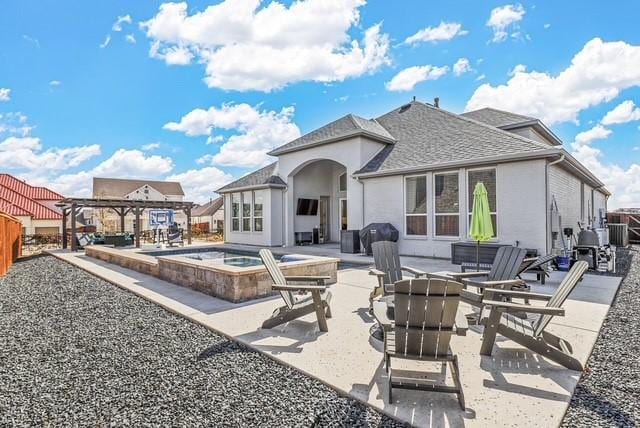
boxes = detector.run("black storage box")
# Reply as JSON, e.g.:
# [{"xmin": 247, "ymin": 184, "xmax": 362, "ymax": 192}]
[{"xmin": 340, "ymin": 230, "xmax": 361, "ymax": 253}]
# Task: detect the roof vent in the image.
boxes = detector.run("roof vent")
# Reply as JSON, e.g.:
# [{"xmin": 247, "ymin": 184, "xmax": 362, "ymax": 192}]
[
  {"xmin": 434, "ymin": 97, "xmax": 440, "ymax": 108},
  {"xmin": 399, "ymin": 103, "xmax": 412, "ymax": 113}
]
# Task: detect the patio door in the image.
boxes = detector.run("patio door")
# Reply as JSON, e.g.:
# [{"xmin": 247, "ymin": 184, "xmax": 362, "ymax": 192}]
[
  {"xmin": 319, "ymin": 196, "xmax": 330, "ymax": 243},
  {"xmin": 339, "ymin": 198, "xmax": 348, "ymax": 231}
]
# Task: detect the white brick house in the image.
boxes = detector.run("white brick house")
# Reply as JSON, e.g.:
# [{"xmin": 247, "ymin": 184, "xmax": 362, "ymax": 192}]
[{"xmin": 217, "ymin": 101, "xmax": 609, "ymax": 258}]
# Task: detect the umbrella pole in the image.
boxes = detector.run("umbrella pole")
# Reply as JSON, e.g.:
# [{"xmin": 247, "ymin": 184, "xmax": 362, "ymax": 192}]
[{"xmin": 476, "ymin": 240, "xmax": 480, "ymax": 271}]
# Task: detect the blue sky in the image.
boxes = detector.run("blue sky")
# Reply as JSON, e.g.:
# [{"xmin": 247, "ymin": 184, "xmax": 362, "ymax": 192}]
[{"xmin": 1, "ymin": 0, "xmax": 639, "ymax": 206}]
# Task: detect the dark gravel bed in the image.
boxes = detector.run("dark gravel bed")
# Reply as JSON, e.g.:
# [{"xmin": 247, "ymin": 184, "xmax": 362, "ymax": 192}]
[
  {"xmin": 0, "ymin": 255, "xmax": 404, "ymax": 427},
  {"xmin": 562, "ymin": 247, "xmax": 640, "ymax": 427}
]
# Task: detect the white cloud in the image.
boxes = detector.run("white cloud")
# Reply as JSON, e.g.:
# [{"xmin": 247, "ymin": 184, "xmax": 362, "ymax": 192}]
[
  {"xmin": 100, "ymin": 35, "xmax": 111, "ymax": 48},
  {"xmin": 0, "ymin": 136, "xmax": 101, "ymax": 171},
  {"xmin": 385, "ymin": 65, "xmax": 448, "ymax": 92},
  {"xmin": 573, "ymin": 124, "xmax": 612, "ymax": 147},
  {"xmin": 141, "ymin": 142, "xmax": 161, "ymax": 151},
  {"xmin": 140, "ymin": 0, "xmax": 390, "ymax": 91},
  {"xmin": 125, "ymin": 34, "xmax": 136, "ymax": 44},
  {"xmin": 49, "ymin": 80, "xmax": 61, "ymax": 86},
  {"xmin": 42, "ymin": 149, "xmax": 175, "ymax": 197},
  {"xmin": 164, "ymin": 103, "xmax": 300, "ymax": 168},
  {"xmin": 570, "ymin": 135, "xmax": 640, "ymax": 208},
  {"xmin": 404, "ymin": 22, "xmax": 467, "ymax": 45},
  {"xmin": 112, "ymin": 15, "xmax": 132, "ymax": 32},
  {"xmin": 167, "ymin": 166, "xmax": 234, "ymax": 203},
  {"xmin": 466, "ymin": 38, "xmax": 640, "ymax": 125},
  {"xmin": 508, "ymin": 64, "xmax": 526, "ymax": 76},
  {"xmin": 543, "ymin": 23, "xmax": 551, "ymax": 29},
  {"xmin": 206, "ymin": 135, "xmax": 224, "ymax": 145},
  {"xmin": 487, "ymin": 4, "xmax": 525, "ymax": 43},
  {"xmin": 0, "ymin": 112, "xmax": 32, "ymax": 136},
  {"xmin": 0, "ymin": 88, "xmax": 10, "ymax": 102},
  {"xmin": 476, "ymin": 74, "xmax": 486, "ymax": 81},
  {"xmin": 152, "ymin": 44, "xmax": 193, "ymax": 65},
  {"xmin": 601, "ymin": 100, "xmax": 640, "ymax": 125},
  {"xmin": 22, "ymin": 35, "xmax": 40, "ymax": 48},
  {"xmin": 453, "ymin": 58, "xmax": 472, "ymax": 76}
]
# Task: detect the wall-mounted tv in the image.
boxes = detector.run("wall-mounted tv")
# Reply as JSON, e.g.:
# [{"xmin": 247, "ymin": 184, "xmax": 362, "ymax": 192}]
[{"xmin": 296, "ymin": 198, "xmax": 319, "ymax": 215}]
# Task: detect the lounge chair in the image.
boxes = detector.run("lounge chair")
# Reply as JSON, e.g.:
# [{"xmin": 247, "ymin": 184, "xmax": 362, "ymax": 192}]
[
  {"xmin": 518, "ymin": 254, "xmax": 557, "ymax": 284},
  {"xmin": 441, "ymin": 245, "xmax": 528, "ymax": 307},
  {"xmin": 376, "ymin": 277, "xmax": 468, "ymax": 409},
  {"xmin": 259, "ymin": 249, "xmax": 332, "ymax": 332},
  {"xmin": 479, "ymin": 261, "xmax": 588, "ymax": 371},
  {"xmin": 166, "ymin": 231, "xmax": 184, "ymax": 247},
  {"xmin": 368, "ymin": 241, "xmax": 426, "ymax": 311}
]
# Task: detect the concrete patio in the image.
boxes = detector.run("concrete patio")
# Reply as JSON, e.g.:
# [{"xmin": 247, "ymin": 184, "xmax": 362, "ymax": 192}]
[{"xmin": 49, "ymin": 247, "xmax": 621, "ymax": 427}]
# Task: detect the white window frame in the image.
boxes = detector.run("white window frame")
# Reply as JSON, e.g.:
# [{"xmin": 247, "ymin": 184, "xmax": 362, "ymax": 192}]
[
  {"xmin": 433, "ymin": 171, "xmax": 460, "ymax": 238},
  {"xmin": 253, "ymin": 191, "xmax": 264, "ymax": 233},
  {"xmin": 404, "ymin": 174, "xmax": 428, "ymax": 237},
  {"xmin": 466, "ymin": 167, "xmax": 498, "ymax": 239},
  {"xmin": 231, "ymin": 193, "xmax": 240, "ymax": 232},
  {"xmin": 241, "ymin": 191, "xmax": 252, "ymax": 232},
  {"xmin": 338, "ymin": 172, "xmax": 347, "ymax": 192}
]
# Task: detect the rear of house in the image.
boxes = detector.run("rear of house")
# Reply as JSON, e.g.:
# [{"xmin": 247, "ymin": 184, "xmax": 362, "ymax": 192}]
[{"xmin": 217, "ymin": 102, "xmax": 609, "ymax": 259}]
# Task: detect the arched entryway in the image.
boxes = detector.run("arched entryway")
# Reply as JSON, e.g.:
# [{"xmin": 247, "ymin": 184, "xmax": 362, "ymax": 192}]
[{"xmin": 287, "ymin": 159, "xmax": 347, "ymax": 245}]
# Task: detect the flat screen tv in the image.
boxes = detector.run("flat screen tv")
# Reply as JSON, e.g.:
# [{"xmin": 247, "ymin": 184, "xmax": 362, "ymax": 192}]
[{"xmin": 296, "ymin": 198, "xmax": 319, "ymax": 215}]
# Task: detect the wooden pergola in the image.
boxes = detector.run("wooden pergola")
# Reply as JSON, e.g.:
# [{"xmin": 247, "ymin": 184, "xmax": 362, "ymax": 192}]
[{"xmin": 55, "ymin": 198, "xmax": 194, "ymax": 251}]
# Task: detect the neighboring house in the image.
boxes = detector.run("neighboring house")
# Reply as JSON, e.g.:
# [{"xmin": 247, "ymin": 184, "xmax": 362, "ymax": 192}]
[
  {"xmin": 192, "ymin": 197, "xmax": 224, "ymax": 233},
  {"xmin": 91, "ymin": 177, "xmax": 187, "ymax": 232},
  {"xmin": 0, "ymin": 174, "xmax": 64, "ymax": 235},
  {"xmin": 217, "ymin": 101, "xmax": 609, "ymax": 258}
]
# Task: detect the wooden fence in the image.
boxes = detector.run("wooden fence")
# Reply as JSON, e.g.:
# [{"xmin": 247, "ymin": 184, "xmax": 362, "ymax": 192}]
[
  {"xmin": 0, "ymin": 212, "xmax": 22, "ymax": 277},
  {"xmin": 607, "ymin": 212, "xmax": 640, "ymax": 244}
]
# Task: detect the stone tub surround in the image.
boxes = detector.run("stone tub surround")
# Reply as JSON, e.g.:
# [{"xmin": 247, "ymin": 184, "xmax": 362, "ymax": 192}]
[
  {"xmin": 85, "ymin": 246, "xmax": 159, "ymax": 277},
  {"xmin": 85, "ymin": 245, "xmax": 338, "ymax": 303}
]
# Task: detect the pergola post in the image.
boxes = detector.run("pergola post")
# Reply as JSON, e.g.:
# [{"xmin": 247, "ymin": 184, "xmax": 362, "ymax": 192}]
[
  {"xmin": 134, "ymin": 207, "xmax": 141, "ymax": 248},
  {"xmin": 119, "ymin": 208, "xmax": 125, "ymax": 233},
  {"xmin": 62, "ymin": 208, "xmax": 68, "ymax": 249},
  {"xmin": 70, "ymin": 203, "xmax": 77, "ymax": 252},
  {"xmin": 186, "ymin": 206, "xmax": 192, "ymax": 245}
]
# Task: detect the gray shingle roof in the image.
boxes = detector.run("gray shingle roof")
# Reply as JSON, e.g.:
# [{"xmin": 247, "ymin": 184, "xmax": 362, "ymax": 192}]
[
  {"xmin": 461, "ymin": 107, "xmax": 537, "ymax": 128},
  {"xmin": 268, "ymin": 114, "xmax": 394, "ymax": 156},
  {"xmin": 216, "ymin": 162, "xmax": 286, "ymax": 193},
  {"xmin": 93, "ymin": 177, "xmax": 184, "ymax": 198},
  {"xmin": 356, "ymin": 101, "xmax": 554, "ymax": 175},
  {"xmin": 192, "ymin": 196, "xmax": 223, "ymax": 216}
]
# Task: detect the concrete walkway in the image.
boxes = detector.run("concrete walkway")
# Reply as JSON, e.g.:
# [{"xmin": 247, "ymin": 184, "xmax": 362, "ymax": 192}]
[{"xmin": 49, "ymin": 249, "xmax": 621, "ymax": 428}]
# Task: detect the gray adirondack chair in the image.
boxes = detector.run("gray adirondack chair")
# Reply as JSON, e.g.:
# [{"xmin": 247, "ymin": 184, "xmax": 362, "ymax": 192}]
[
  {"xmin": 383, "ymin": 278, "xmax": 468, "ymax": 409},
  {"xmin": 480, "ymin": 261, "xmax": 589, "ymax": 371},
  {"xmin": 444, "ymin": 246, "xmax": 528, "ymax": 307},
  {"xmin": 259, "ymin": 249, "xmax": 332, "ymax": 332},
  {"xmin": 518, "ymin": 254, "xmax": 557, "ymax": 284},
  {"xmin": 368, "ymin": 241, "xmax": 426, "ymax": 311}
]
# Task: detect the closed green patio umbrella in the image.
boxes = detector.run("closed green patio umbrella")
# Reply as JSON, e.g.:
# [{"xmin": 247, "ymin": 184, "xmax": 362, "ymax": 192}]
[{"xmin": 469, "ymin": 182, "xmax": 494, "ymax": 271}]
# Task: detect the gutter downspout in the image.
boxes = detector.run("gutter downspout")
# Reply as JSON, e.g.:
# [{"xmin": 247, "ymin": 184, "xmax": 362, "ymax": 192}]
[
  {"xmin": 355, "ymin": 176, "xmax": 365, "ymax": 229},
  {"xmin": 282, "ymin": 184, "xmax": 288, "ymax": 247},
  {"xmin": 546, "ymin": 154, "xmax": 565, "ymax": 254}
]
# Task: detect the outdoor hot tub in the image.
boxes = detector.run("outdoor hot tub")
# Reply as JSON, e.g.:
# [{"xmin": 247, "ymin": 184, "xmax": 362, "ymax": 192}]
[{"xmin": 85, "ymin": 245, "xmax": 339, "ymax": 303}]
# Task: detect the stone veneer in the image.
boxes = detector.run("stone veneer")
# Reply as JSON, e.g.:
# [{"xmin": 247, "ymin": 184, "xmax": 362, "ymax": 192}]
[{"xmin": 85, "ymin": 246, "xmax": 338, "ymax": 303}]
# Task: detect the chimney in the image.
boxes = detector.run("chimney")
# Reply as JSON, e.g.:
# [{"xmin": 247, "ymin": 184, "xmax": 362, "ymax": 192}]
[
  {"xmin": 412, "ymin": 96, "xmax": 416, "ymax": 102},
  {"xmin": 434, "ymin": 97, "xmax": 440, "ymax": 108}
]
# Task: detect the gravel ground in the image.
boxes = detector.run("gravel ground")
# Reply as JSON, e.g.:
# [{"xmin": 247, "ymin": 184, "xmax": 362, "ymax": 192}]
[
  {"xmin": 562, "ymin": 246, "xmax": 640, "ymax": 427},
  {"xmin": 0, "ymin": 255, "xmax": 405, "ymax": 427}
]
